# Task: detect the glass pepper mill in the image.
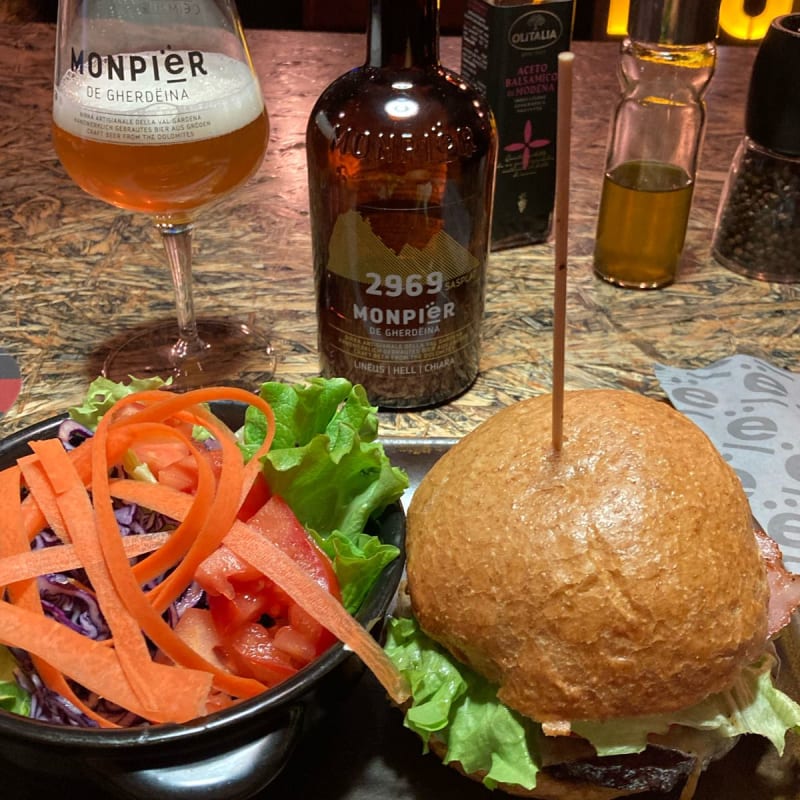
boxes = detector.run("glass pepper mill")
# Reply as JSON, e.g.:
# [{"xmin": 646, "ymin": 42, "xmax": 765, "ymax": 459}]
[
  {"xmin": 593, "ymin": 0, "xmax": 720, "ymax": 289},
  {"xmin": 712, "ymin": 14, "xmax": 800, "ymax": 283}
]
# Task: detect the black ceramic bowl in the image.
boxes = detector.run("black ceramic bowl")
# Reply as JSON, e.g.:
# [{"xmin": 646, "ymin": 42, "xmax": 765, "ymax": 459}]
[{"xmin": 0, "ymin": 401, "xmax": 406, "ymax": 799}]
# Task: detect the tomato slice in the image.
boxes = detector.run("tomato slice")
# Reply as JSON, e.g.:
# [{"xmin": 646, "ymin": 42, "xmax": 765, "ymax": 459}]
[
  {"xmin": 245, "ymin": 495, "xmax": 341, "ymax": 601},
  {"xmin": 206, "ymin": 577, "xmax": 277, "ymax": 636},
  {"xmin": 129, "ymin": 438, "xmax": 223, "ymax": 495},
  {"xmin": 272, "ymin": 625, "xmax": 318, "ymax": 663},
  {"xmin": 224, "ymin": 623, "xmax": 298, "ymax": 686},
  {"xmin": 171, "ymin": 607, "xmax": 227, "ymax": 671},
  {"xmin": 237, "ymin": 473, "xmax": 271, "ymax": 521},
  {"xmin": 129, "ymin": 439, "xmax": 190, "ymax": 475},
  {"xmin": 195, "ymin": 545, "xmax": 263, "ymax": 600},
  {"xmin": 157, "ymin": 455, "xmax": 199, "ymax": 493},
  {"xmin": 196, "ymin": 495, "xmax": 341, "ymax": 681}
]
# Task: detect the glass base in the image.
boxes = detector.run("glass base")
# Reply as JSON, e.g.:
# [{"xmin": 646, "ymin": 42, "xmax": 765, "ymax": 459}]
[
  {"xmin": 101, "ymin": 318, "xmax": 276, "ymax": 391},
  {"xmin": 594, "ymin": 267, "xmax": 675, "ymax": 290}
]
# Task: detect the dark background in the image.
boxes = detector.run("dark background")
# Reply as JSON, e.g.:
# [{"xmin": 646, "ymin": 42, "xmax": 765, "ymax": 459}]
[{"xmin": 1, "ymin": 0, "xmax": 598, "ymax": 39}]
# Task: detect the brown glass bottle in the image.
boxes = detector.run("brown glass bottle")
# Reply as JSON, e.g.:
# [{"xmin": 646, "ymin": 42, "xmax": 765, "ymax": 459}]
[{"xmin": 306, "ymin": 0, "xmax": 497, "ymax": 409}]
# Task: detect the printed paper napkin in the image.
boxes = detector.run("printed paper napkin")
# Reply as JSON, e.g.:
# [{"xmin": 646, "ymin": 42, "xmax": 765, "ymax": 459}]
[{"xmin": 655, "ymin": 354, "xmax": 800, "ymax": 573}]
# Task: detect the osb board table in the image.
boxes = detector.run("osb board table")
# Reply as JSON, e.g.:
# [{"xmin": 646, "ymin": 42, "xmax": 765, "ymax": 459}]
[
  {"xmin": 0, "ymin": 24, "xmax": 796, "ymax": 440},
  {"xmin": 2, "ymin": 23, "xmax": 800, "ymax": 800}
]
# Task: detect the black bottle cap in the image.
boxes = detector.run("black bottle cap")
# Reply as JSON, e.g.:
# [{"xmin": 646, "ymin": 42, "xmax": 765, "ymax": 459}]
[
  {"xmin": 746, "ymin": 14, "xmax": 800, "ymax": 157},
  {"xmin": 628, "ymin": 0, "xmax": 720, "ymax": 45}
]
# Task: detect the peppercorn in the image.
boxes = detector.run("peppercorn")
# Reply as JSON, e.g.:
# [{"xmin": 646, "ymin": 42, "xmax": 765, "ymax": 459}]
[{"xmin": 712, "ymin": 138, "xmax": 800, "ymax": 283}]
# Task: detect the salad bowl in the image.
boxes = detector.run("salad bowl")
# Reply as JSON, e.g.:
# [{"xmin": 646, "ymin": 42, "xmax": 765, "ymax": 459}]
[{"xmin": 0, "ymin": 399, "xmax": 406, "ymax": 799}]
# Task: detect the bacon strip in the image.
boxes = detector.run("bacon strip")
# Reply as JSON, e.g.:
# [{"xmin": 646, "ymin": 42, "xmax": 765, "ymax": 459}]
[{"xmin": 754, "ymin": 525, "xmax": 800, "ymax": 636}]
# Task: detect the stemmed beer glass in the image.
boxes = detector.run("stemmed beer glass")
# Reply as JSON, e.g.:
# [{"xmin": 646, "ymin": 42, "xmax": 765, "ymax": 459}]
[{"xmin": 52, "ymin": 0, "xmax": 272, "ymax": 387}]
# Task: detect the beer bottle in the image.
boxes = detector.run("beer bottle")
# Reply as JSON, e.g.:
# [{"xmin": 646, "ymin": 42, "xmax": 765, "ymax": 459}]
[{"xmin": 306, "ymin": 0, "xmax": 498, "ymax": 409}]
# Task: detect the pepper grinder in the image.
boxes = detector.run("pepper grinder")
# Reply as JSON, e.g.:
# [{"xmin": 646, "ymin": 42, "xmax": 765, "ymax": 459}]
[
  {"xmin": 593, "ymin": 0, "xmax": 720, "ymax": 289},
  {"xmin": 712, "ymin": 14, "xmax": 800, "ymax": 283}
]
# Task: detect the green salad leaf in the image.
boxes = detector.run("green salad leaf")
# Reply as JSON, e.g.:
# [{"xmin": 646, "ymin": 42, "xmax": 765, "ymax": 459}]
[
  {"xmin": 243, "ymin": 378, "xmax": 408, "ymax": 613},
  {"xmin": 313, "ymin": 530, "xmax": 401, "ymax": 617},
  {"xmin": 573, "ymin": 653, "xmax": 800, "ymax": 757},
  {"xmin": 68, "ymin": 376, "xmax": 406, "ymax": 616},
  {"xmin": 385, "ymin": 616, "xmax": 541, "ymax": 791},
  {"xmin": 69, "ymin": 376, "xmax": 168, "ymax": 429},
  {"xmin": 385, "ymin": 615, "xmax": 800, "ymax": 792},
  {"xmin": 0, "ymin": 647, "xmax": 30, "ymax": 716}
]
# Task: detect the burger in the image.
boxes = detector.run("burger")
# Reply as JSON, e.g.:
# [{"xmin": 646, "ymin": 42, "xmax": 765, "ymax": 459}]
[{"xmin": 384, "ymin": 389, "xmax": 800, "ymax": 799}]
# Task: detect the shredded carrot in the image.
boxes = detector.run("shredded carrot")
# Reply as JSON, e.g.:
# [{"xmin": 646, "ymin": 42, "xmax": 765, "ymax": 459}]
[
  {"xmin": 97, "ymin": 421, "xmax": 218, "ymax": 596},
  {"xmin": 0, "ymin": 467, "xmax": 38, "ymax": 601},
  {"xmin": 17, "ymin": 454, "xmax": 71, "ymax": 543},
  {"xmin": 0, "ymin": 532, "xmax": 170, "ymax": 587},
  {"xmin": 3, "ymin": 387, "xmax": 278, "ymax": 724},
  {"xmin": 0, "ymin": 465, "xmax": 120, "ymax": 727},
  {"xmin": 0, "ymin": 598, "xmax": 209, "ymax": 723},
  {"xmin": 0, "ymin": 383, "xmax": 408, "ymax": 730},
  {"xmin": 25, "ymin": 438, "xmax": 212, "ymax": 721},
  {"xmin": 92, "ymin": 389, "xmax": 275, "ymax": 607},
  {"xmin": 98, "ymin": 386, "xmax": 275, "ymax": 457},
  {"xmin": 110, "ymin": 479, "xmax": 411, "ymax": 706},
  {"xmin": 19, "ymin": 425, "xmax": 137, "ymax": 544},
  {"xmin": 89, "ymin": 420, "xmax": 266, "ymax": 700}
]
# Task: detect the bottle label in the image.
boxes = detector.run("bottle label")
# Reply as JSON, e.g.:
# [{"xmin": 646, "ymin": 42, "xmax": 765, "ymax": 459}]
[
  {"xmin": 53, "ymin": 50, "xmax": 264, "ymax": 144},
  {"xmin": 461, "ymin": 0, "xmax": 574, "ymax": 247},
  {"xmin": 332, "ymin": 122, "xmax": 478, "ymax": 164},
  {"xmin": 320, "ymin": 204, "xmax": 484, "ymax": 400}
]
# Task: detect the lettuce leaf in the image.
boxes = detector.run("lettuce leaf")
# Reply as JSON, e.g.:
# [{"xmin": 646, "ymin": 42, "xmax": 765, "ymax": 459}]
[
  {"xmin": 242, "ymin": 378, "xmax": 407, "ymax": 611},
  {"xmin": 0, "ymin": 647, "xmax": 30, "ymax": 716},
  {"xmin": 385, "ymin": 615, "xmax": 800, "ymax": 792},
  {"xmin": 311, "ymin": 530, "xmax": 401, "ymax": 615},
  {"xmin": 69, "ymin": 376, "xmax": 168, "ymax": 429},
  {"xmin": 242, "ymin": 379, "xmax": 404, "ymax": 538},
  {"xmin": 385, "ymin": 616, "xmax": 541, "ymax": 790},
  {"xmin": 242, "ymin": 377, "xmax": 377, "ymax": 457},
  {"xmin": 574, "ymin": 654, "xmax": 800, "ymax": 757}
]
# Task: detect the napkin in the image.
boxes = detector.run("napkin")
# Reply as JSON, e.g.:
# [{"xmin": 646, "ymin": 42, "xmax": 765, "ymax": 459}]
[{"xmin": 655, "ymin": 355, "xmax": 800, "ymax": 573}]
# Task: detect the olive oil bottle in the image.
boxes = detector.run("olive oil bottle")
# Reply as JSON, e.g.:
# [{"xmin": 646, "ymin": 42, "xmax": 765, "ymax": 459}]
[
  {"xmin": 306, "ymin": 0, "xmax": 498, "ymax": 409},
  {"xmin": 593, "ymin": 0, "xmax": 719, "ymax": 289},
  {"xmin": 595, "ymin": 160, "xmax": 694, "ymax": 289}
]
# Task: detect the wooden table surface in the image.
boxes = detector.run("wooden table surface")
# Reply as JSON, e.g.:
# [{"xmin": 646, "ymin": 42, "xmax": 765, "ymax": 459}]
[
  {"xmin": 1, "ymin": 23, "xmax": 796, "ymax": 439},
  {"xmin": 2, "ymin": 22, "xmax": 800, "ymax": 800}
]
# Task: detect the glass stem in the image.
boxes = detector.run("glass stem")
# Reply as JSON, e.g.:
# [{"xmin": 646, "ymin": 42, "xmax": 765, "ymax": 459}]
[{"xmin": 155, "ymin": 219, "xmax": 208, "ymax": 363}]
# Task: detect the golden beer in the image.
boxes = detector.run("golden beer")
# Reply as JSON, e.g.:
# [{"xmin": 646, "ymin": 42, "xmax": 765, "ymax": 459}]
[{"xmin": 52, "ymin": 51, "xmax": 268, "ymax": 216}]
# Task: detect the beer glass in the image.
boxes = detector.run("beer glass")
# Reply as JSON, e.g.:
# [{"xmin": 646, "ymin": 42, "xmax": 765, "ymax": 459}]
[{"xmin": 52, "ymin": 0, "xmax": 271, "ymax": 387}]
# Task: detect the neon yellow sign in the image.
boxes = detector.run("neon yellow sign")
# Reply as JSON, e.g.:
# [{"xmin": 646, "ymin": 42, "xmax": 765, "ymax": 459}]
[
  {"xmin": 606, "ymin": 0, "xmax": 795, "ymax": 41},
  {"xmin": 606, "ymin": 0, "xmax": 630, "ymax": 36},
  {"xmin": 719, "ymin": 0, "xmax": 793, "ymax": 39}
]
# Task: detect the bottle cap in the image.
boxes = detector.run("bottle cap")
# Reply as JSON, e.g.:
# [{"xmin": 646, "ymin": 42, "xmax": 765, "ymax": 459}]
[
  {"xmin": 628, "ymin": 0, "xmax": 720, "ymax": 45},
  {"xmin": 746, "ymin": 14, "xmax": 800, "ymax": 156}
]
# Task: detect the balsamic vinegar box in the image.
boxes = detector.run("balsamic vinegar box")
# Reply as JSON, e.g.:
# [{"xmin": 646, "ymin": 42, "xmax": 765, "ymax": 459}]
[{"xmin": 461, "ymin": 0, "xmax": 574, "ymax": 250}]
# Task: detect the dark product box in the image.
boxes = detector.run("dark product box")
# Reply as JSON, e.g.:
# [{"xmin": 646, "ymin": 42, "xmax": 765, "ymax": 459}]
[{"xmin": 461, "ymin": 0, "xmax": 574, "ymax": 250}]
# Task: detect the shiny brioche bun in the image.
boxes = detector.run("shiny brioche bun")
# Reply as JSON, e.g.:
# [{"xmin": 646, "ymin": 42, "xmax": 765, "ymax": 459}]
[{"xmin": 406, "ymin": 389, "xmax": 769, "ymax": 727}]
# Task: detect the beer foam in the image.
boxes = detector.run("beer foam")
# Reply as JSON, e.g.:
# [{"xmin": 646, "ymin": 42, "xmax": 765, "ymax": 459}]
[{"xmin": 53, "ymin": 51, "xmax": 264, "ymax": 144}]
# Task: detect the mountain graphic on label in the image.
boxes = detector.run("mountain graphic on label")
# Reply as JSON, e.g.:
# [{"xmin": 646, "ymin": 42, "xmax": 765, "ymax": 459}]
[{"xmin": 326, "ymin": 209, "xmax": 478, "ymax": 284}]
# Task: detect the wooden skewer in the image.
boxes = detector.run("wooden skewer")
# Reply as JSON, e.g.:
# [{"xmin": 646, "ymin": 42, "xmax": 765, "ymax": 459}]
[{"xmin": 552, "ymin": 50, "xmax": 574, "ymax": 453}]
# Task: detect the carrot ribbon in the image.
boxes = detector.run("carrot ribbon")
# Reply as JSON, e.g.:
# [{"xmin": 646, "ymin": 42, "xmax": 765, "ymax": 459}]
[{"xmin": 0, "ymin": 386, "xmax": 409, "ymax": 728}]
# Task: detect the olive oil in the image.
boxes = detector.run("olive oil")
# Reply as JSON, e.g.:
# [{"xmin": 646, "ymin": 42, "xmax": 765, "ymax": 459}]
[
  {"xmin": 593, "ymin": 0, "xmax": 717, "ymax": 290},
  {"xmin": 594, "ymin": 160, "xmax": 694, "ymax": 289}
]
